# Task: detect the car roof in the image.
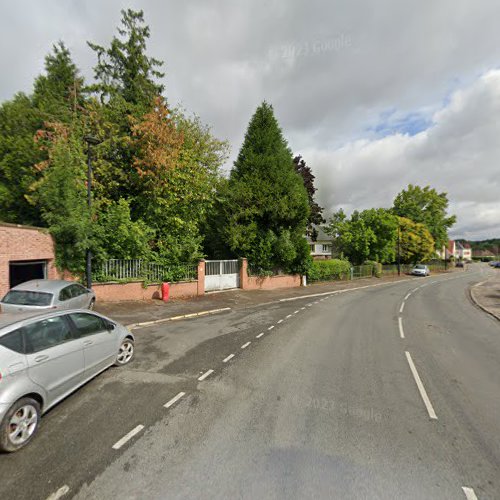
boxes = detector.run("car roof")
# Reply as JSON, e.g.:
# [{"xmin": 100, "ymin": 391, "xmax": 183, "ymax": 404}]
[
  {"xmin": 8, "ymin": 280, "xmax": 79, "ymax": 294},
  {"xmin": 0, "ymin": 309, "xmax": 112, "ymax": 335}
]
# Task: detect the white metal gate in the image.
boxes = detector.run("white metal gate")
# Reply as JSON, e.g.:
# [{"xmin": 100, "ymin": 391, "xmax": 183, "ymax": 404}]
[{"xmin": 205, "ymin": 260, "xmax": 240, "ymax": 291}]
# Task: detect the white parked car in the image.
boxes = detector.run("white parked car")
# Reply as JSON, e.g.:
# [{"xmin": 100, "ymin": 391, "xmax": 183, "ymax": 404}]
[{"xmin": 411, "ymin": 264, "xmax": 430, "ymax": 277}]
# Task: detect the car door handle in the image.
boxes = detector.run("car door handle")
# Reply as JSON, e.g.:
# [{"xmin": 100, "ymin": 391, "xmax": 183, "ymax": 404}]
[
  {"xmin": 34, "ymin": 355, "xmax": 49, "ymax": 362},
  {"xmin": 83, "ymin": 340, "xmax": 93, "ymax": 346}
]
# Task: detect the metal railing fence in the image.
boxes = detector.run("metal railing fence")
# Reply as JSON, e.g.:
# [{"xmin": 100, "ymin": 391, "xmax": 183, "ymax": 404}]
[{"xmin": 93, "ymin": 259, "xmax": 198, "ymax": 283}]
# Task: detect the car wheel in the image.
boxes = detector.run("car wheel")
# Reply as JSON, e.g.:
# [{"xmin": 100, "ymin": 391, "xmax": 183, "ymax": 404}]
[
  {"xmin": 0, "ymin": 397, "xmax": 41, "ymax": 453},
  {"xmin": 114, "ymin": 338, "xmax": 135, "ymax": 366},
  {"xmin": 88, "ymin": 298, "xmax": 95, "ymax": 310}
]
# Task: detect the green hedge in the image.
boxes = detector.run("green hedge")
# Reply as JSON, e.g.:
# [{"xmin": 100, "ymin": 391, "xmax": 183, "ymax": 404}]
[{"xmin": 307, "ymin": 259, "xmax": 352, "ymax": 281}]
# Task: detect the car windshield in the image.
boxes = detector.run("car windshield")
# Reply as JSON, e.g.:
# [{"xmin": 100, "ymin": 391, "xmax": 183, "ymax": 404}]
[
  {"xmin": 2, "ymin": 290, "xmax": 53, "ymax": 306},
  {"xmin": 414, "ymin": 265, "xmax": 426, "ymax": 269}
]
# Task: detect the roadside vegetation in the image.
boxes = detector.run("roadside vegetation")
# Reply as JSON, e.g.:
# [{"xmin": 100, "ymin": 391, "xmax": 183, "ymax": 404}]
[{"xmin": 0, "ymin": 8, "xmax": 457, "ymax": 282}]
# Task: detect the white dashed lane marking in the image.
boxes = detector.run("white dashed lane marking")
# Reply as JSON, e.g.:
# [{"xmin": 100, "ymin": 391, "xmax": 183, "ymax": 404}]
[
  {"xmin": 398, "ymin": 317, "xmax": 405, "ymax": 339},
  {"xmin": 268, "ymin": 325, "xmax": 275, "ymax": 330},
  {"xmin": 112, "ymin": 425, "xmax": 144, "ymax": 450},
  {"xmin": 46, "ymin": 485, "xmax": 70, "ymax": 500},
  {"xmin": 256, "ymin": 333, "xmax": 264, "ymax": 338},
  {"xmin": 241, "ymin": 341, "xmax": 251, "ymax": 349},
  {"xmin": 277, "ymin": 319, "xmax": 283, "ymax": 324},
  {"xmin": 164, "ymin": 392, "xmax": 186, "ymax": 409},
  {"xmin": 198, "ymin": 369, "xmax": 214, "ymax": 381},
  {"xmin": 405, "ymin": 351, "xmax": 438, "ymax": 420},
  {"xmin": 223, "ymin": 354, "xmax": 235, "ymax": 363},
  {"xmin": 462, "ymin": 486, "xmax": 479, "ymax": 500},
  {"xmin": 400, "ymin": 302, "xmax": 405, "ymax": 313},
  {"xmin": 286, "ymin": 314, "xmax": 292, "ymax": 319}
]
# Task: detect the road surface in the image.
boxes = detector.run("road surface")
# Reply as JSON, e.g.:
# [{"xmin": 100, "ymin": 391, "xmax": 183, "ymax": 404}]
[{"xmin": 1, "ymin": 266, "xmax": 498, "ymax": 499}]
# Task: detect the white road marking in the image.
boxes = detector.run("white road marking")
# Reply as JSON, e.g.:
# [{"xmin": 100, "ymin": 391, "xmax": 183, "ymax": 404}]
[
  {"xmin": 306, "ymin": 303, "xmax": 313, "ymax": 307},
  {"xmin": 405, "ymin": 351, "xmax": 438, "ymax": 420},
  {"xmin": 223, "ymin": 354, "xmax": 235, "ymax": 363},
  {"xmin": 164, "ymin": 392, "xmax": 186, "ymax": 409},
  {"xmin": 277, "ymin": 319, "xmax": 283, "ymax": 324},
  {"xmin": 294, "ymin": 310, "xmax": 300, "ymax": 314},
  {"xmin": 399, "ymin": 302, "xmax": 405, "ymax": 313},
  {"xmin": 286, "ymin": 314, "xmax": 292, "ymax": 318},
  {"xmin": 404, "ymin": 293, "xmax": 411, "ymax": 300},
  {"xmin": 268, "ymin": 325, "xmax": 275, "ymax": 330},
  {"xmin": 46, "ymin": 485, "xmax": 70, "ymax": 500},
  {"xmin": 198, "ymin": 369, "xmax": 214, "ymax": 381},
  {"xmin": 241, "ymin": 341, "xmax": 251, "ymax": 349},
  {"xmin": 256, "ymin": 333, "xmax": 264, "ymax": 338},
  {"xmin": 301, "ymin": 307, "xmax": 306, "ymax": 310},
  {"xmin": 398, "ymin": 317, "xmax": 405, "ymax": 339},
  {"xmin": 112, "ymin": 425, "xmax": 145, "ymax": 450},
  {"xmin": 462, "ymin": 487, "xmax": 479, "ymax": 500}
]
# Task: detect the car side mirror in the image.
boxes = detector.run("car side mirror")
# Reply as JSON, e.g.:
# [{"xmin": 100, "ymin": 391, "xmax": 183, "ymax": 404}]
[{"xmin": 106, "ymin": 322, "xmax": 116, "ymax": 331}]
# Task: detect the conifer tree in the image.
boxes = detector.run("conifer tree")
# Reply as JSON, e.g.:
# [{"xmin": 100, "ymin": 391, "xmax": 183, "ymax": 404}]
[{"xmin": 220, "ymin": 102, "xmax": 310, "ymax": 273}]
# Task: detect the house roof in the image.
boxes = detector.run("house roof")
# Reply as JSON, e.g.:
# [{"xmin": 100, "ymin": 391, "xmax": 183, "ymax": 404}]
[{"xmin": 307, "ymin": 226, "xmax": 332, "ymax": 242}]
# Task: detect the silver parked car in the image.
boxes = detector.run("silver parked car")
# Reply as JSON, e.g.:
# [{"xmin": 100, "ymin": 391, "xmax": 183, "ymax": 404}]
[
  {"xmin": 0, "ymin": 280, "xmax": 95, "ymax": 314},
  {"xmin": 411, "ymin": 264, "xmax": 430, "ymax": 276},
  {"xmin": 0, "ymin": 309, "xmax": 134, "ymax": 452}
]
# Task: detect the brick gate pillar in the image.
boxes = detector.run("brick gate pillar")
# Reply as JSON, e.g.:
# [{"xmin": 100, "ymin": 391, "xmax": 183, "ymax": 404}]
[
  {"xmin": 239, "ymin": 258, "xmax": 248, "ymax": 289},
  {"xmin": 197, "ymin": 259, "xmax": 205, "ymax": 296}
]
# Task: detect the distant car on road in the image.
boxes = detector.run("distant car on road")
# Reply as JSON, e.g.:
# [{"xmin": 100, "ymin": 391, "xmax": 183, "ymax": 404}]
[
  {"xmin": 0, "ymin": 309, "xmax": 134, "ymax": 452},
  {"xmin": 456, "ymin": 261, "xmax": 464, "ymax": 268},
  {"xmin": 411, "ymin": 264, "xmax": 430, "ymax": 277},
  {"xmin": 0, "ymin": 280, "xmax": 95, "ymax": 314},
  {"xmin": 493, "ymin": 261, "xmax": 500, "ymax": 268}
]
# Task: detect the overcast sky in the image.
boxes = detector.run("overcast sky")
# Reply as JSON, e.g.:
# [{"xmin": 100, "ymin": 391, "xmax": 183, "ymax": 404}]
[{"xmin": 2, "ymin": 0, "xmax": 500, "ymax": 239}]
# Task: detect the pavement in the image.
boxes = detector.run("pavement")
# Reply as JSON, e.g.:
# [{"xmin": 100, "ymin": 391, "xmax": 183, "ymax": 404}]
[
  {"xmin": 470, "ymin": 267, "xmax": 500, "ymax": 321},
  {"xmin": 94, "ymin": 272, "xmax": 445, "ymax": 327}
]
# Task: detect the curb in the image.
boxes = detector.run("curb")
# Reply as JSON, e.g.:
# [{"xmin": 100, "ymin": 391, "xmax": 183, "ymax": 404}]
[
  {"xmin": 126, "ymin": 307, "xmax": 231, "ymax": 330},
  {"xmin": 469, "ymin": 279, "xmax": 500, "ymax": 322}
]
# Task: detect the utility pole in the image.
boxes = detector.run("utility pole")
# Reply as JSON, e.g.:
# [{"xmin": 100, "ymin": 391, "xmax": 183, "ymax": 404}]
[
  {"xmin": 397, "ymin": 224, "xmax": 401, "ymax": 276},
  {"xmin": 84, "ymin": 136, "xmax": 100, "ymax": 290}
]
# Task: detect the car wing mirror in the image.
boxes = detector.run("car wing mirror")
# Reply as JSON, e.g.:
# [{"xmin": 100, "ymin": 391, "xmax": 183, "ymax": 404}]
[{"xmin": 107, "ymin": 322, "xmax": 116, "ymax": 331}]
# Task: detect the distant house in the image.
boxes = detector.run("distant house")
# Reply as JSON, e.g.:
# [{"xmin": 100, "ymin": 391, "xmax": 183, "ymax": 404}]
[
  {"xmin": 436, "ymin": 240, "xmax": 472, "ymax": 261},
  {"xmin": 307, "ymin": 228, "xmax": 332, "ymax": 260},
  {"xmin": 455, "ymin": 241, "xmax": 472, "ymax": 261}
]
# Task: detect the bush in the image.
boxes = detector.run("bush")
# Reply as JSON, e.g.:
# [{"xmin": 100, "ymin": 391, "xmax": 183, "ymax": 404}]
[
  {"xmin": 307, "ymin": 259, "xmax": 351, "ymax": 281},
  {"xmin": 363, "ymin": 260, "xmax": 382, "ymax": 277}
]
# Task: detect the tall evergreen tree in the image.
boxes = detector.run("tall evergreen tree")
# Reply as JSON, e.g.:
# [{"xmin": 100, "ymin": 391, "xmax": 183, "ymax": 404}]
[
  {"xmin": 293, "ymin": 154, "xmax": 325, "ymax": 240},
  {"xmin": 218, "ymin": 102, "xmax": 310, "ymax": 272},
  {"xmin": 0, "ymin": 43, "xmax": 84, "ymax": 225},
  {"xmin": 88, "ymin": 9, "xmax": 164, "ymax": 109}
]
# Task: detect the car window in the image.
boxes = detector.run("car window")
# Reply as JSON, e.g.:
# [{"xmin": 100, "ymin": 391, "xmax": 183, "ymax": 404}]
[
  {"xmin": 69, "ymin": 313, "xmax": 107, "ymax": 338},
  {"xmin": 2, "ymin": 290, "xmax": 53, "ymax": 306},
  {"xmin": 71, "ymin": 284, "xmax": 88, "ymax": 297},
  {"xmin": 59, "ymin": 286, "xmax": 72, "ymax": 302},
  {"xmin": 0, "ymin": 329, "xmax": 25, "ymax": 354},
  {"xmin": 24, "ymin": 316, "xmax": 73, "ymax": 354}
]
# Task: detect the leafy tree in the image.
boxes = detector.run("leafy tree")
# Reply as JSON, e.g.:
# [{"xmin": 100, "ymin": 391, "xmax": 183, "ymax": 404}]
[
  {"xmin": 88, "ymin": 9, "xmax": 164, "ymax": 110},
  {"xmin": 94, "ymin": 198, "xmax": 154, "ymax": 260},
  {"xmin": 218, "ymin": 102, "xmax": 310, "ymax": 273},
  {"xmin": 325, "ymin": 208, "xmax": 398, "ymax": 265},
  {"xmin": 392, "ymin": 184, "xmax": 456, "ymax": 249},
  {"xmin": 30, "ymin": 126, "xmax": 91, "ymax": 275},
  {"xmin": 293, "ymin": 155, "xmax": 325, "ymax": 240},
  {"xmin": 130, "ymin": 97, "xmax": 228, "ymax": 263},
  {"xmin": 398, "ymin": 216, "xmax": 435, "ymax": 264},
  {"xmin": 0, "ymin": 43, "xmax": 84, "ymax": 225}
]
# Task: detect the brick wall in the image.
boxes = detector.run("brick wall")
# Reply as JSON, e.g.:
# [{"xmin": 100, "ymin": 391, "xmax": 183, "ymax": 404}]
[
  {"xmin": 0, "ymin": 223, "xmax": 59, "ymax": 297},
  {"xmin": 239, "ymin": 258, "xmax": 301, "ymax": 290},
  {"xmin": 92, "ymin": 280, "xmax": 199, "ymax": 302}
]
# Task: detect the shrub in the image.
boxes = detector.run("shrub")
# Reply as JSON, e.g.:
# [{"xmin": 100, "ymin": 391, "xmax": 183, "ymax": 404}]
[
  {"xmin": 307, "ymin": 259, "xmax": 351, "ymax": 281},
  {"xmin": 363, "ymin": 260, "xmax": 382, "ymax": 277}
]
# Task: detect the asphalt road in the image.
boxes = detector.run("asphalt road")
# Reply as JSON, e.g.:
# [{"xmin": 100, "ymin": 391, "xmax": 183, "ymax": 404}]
[{"xmin": 1, "ymin": 266, "xmax": 499, "ymax": 500}]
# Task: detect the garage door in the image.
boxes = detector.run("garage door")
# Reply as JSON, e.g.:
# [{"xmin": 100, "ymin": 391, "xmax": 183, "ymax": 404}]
[{"xmin": 9, "ymin": 260, "xmax": 47, "ymax": 288}]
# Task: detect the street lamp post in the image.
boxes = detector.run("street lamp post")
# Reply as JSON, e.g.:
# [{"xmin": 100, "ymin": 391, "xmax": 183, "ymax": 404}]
[{"xmin": 84, "ymin": 136, "xmax": 100, "ymax": 290}]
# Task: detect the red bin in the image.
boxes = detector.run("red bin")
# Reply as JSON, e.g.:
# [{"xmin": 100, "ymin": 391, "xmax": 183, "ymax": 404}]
[{"xmin": 161, "ymin": 282, "xmax": 170, "ymax": 302}]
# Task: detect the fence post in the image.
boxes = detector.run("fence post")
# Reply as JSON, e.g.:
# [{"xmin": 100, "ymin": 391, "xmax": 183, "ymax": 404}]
[
  {"xmin": 239, "ymin": 258, "xmax": 248, "ymax": 289},
  {"xmin": 197, "ymin": 260, "xmax": 205, "ymax": 296}
]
